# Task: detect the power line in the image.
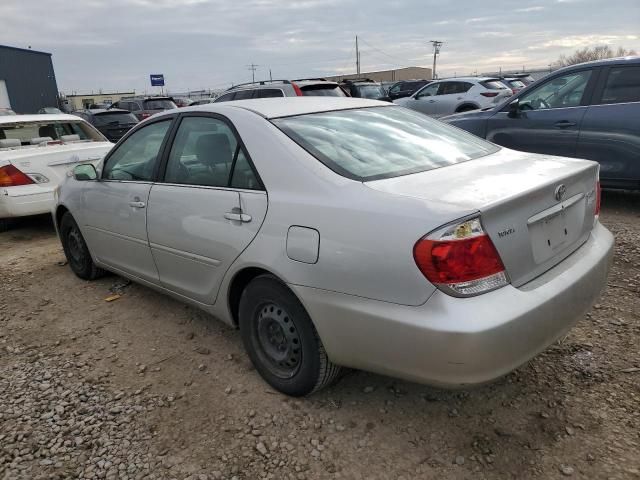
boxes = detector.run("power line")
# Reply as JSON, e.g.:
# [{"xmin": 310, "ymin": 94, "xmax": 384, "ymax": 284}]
[{"xmin": 357, "ymin": 37, "xmax": 413, "ymax": 66}]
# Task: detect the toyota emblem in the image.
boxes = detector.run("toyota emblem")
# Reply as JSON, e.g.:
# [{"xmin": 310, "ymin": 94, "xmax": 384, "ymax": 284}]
[{"xmin": 554, "ymin": 184, "xmax": 567, "ymax": 202}]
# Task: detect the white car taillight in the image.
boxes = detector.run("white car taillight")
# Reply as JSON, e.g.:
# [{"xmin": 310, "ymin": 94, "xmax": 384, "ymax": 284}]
[{"xmin": 413, "ymin": 217, "xmax": 509, "ymax": 297}]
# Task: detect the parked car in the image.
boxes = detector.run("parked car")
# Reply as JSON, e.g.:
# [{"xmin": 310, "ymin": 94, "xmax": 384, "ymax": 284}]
[
  {"xmin": 394, "ymin": 77, "xmax": 512, "ymax": 118},
  {"xmin": 0, "ymin": 114, "xmax": 112, "ymax": 231},
  {"xmin": 442, "ymin": 56, "xmax": 640, "ymax": 189},
  {"xmin": 55, "ymin": 98, "xmax": 612, "ymax": 396},
  {"xmin": 174, "ymin": 97, "xmax": 195, "ymax": 108},
  {"xmin": 387, "ymin": 80, "xmax": 431, "ymax": 101},
  {"xmin": 215, "ymin": 79, "xmax": 347, "ymax": 102},
  {"xmin": 340, "ymin": 78, "xmax": 390, "ymax": 101},
  {"xmin": 510, "ymin": 73, "xmax": 536, "ymax": 86},
  {"xmin": 499, "ymin": 77, "xmax": 527, "ymax": 95},
  {"xmin": 0, "ymin": 108, "xmax": 16, "ymax": 116},
  {"xmin": 110, "ymin": 96, "xmax": 177, "ymax": 120},
  {"xmin": 191, "ymin": 98, "xmax": 217, "ymax": 106},
  {"xmin": 73, "ymin": 108, "xmax": 139, "ymax": 143}
]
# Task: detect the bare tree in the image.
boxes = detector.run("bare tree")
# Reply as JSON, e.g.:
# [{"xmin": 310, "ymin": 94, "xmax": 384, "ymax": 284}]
[{"xmin": 555, "ymin": 45, "xmax": 637, "ymax": 67}]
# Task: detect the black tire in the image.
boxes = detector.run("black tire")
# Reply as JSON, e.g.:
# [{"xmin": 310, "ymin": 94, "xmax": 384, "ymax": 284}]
[
  {"xmin": 60, "ymin": 212, "xmax": 105, "ymax": 280},
  {"xmin": 239, "ymin": 275, "xmax": 342, "ymax": 396},
  {"xmin": 456, "ymin": 105, "xmax": 477, "ymax": 113}
]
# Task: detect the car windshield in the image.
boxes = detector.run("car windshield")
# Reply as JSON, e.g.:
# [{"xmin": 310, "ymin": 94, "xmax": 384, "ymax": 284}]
[
  {"xmin": 354, "ymin": 85, "xmax": 385, "ymax": 98},
  {"xmin": 507, "ymin": 80, "xmax": 526, "ymax": 89},
  {"xmin": 482, "ymin": 80, "xmax": 508, "ymax": 90},
  {"xmin": 0, "ymin": 120, "xmax": 105, "ymax": 145},
  {"xmin": 93, "ymin": 112, "xmax": 139, "ymax": 127},
  {"xmin": 273, "ymin": 106, "xmax": 499, "ymax": 181},
  {"xmin": 143, "ymin": 99, "xmax": 177, "ymax": 110},
  {"xmin": 300, "ymin": 85, "xmax": 347, "ymax": 97}
]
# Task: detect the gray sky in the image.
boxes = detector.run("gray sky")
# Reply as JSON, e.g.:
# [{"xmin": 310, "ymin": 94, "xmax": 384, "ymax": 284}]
[{"xmin": 1, "ymin": 0, "xmax": 638, "ymax": 94}]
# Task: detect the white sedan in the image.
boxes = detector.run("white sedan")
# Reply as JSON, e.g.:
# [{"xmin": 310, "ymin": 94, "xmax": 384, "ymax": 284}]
[
  {"xmin": 54, "ymin": 98, "xmax": 613, "ymax": 396},
  {"xmin": 0, "ymin": 114, "xmax": 112, "ymax": 231}
]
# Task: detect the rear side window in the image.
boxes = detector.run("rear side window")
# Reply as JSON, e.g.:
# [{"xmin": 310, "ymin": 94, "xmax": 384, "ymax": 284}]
[
  {"xmin": 300, "ymin": 84, "xmax": 347, "ymax": 97},
  {"xmin": 481, "ymin": 80, "xmax": 508, "ymax": 90},
  {"xmin": 233, "ymin": 90, "xmax": 254, "ymax": 100},
  {"xmin": 215, "ymin": 92, "xmax": 236, "ymax": 103},
  {"xmin": 255, "ymin": 89, "xmax": 284, "ymax": 99},
  {"xmin": 273, "ymin": 106, "xmax": 499, "ymax": 181},
  {"xmin": 599, "ymin": 66, "xmax": 640, "ymax": 104},
  {"xmin": 437, "ymin": 82, "xmax": 472, "ymax": 95}
]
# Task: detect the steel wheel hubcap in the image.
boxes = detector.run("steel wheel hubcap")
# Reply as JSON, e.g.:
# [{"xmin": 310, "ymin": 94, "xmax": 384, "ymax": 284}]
[{"xmin": 256, "ymin": 303, "xmax": 301, "ymax": 378}]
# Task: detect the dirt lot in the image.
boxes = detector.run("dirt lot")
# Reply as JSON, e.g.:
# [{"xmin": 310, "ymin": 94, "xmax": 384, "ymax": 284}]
[{"xmin": 1, "ymin": 191, "xmax": 639, "ymax": 480}]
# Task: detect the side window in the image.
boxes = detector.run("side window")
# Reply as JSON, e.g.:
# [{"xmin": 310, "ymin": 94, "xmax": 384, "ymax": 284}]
[
  {"xmin": 233, "ymin": 90, "xmax": 254, "ymax": 100},
  {"xmin": 389, "ymin": 83, "xmax": 401, "ymax": 94},
  {"xmin": 215, "ymin": 92, "xmax": 236, "ymax": 103},
  {"xmin": 417, "ymin": 83, "xmax": 439, "ymax": 97},
  {"xmin": 437, "ymin": 82, "xmax": 457, "ymax": 95},
  {"xmin": 599, "ymin": 66, "xmax": 640, "ymax": 104},
  {"xmin": 230, "ymin": 149, "xmax": 261, "ymax": 190},
  {"xmin": 164, "ymin": 116, "xmax": 238, "ymax": 187},
  {"xmin": 458, "ymin": 82, "xmax": 473, "ymax": 93},
  {"xmin": 256, "ymin": 89, "xmax": 284, "ymax": 99},
  {"xmin": 102, "ymin": 120, "xmax": 171, "ymax": 181},
  {"xmin": 519, "ymin": 70, "xmax": 592, "ymax": 110}
]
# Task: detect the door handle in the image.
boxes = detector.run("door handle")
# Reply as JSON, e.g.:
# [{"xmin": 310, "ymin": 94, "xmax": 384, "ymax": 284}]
[
  {"xmin": 554, "ymin": 121, "xmax": 576, "ymax": 129},
  {"xmin": 129, "ymin": 201, "xmax": 146, "ymax": 208},
  {"xmin": 224, "ymin": 212, "xmax": 252, "ymax": 223}
]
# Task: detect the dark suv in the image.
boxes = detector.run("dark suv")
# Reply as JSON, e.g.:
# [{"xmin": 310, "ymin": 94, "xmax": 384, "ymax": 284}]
[
  {"xmin": 111, "ymin": 96, "xmax": 177, "ymax": 120},
  {"xmin": 340, "ymin": 79, "xmax": 390, "ymax": 101},
  {"xmin": 215, "ymin": 79, "xmax": 347, "ymax": 102},
  {"xmin": 73, "ymin": 108, "xmax": 139, "ymax": 142},
  {"xmin": 443, "ymin": 56, "xmax": 640, "ymax": 189},
  {"xmin": 387, "ymin": 80, "xmax": 431, "ymax": 100}
]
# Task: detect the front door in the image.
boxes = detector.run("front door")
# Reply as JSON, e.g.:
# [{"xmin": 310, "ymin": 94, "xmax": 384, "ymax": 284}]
[
  {"xmin": 485, "ymin": 69, "xmax": 596, "ymax": 158},
  {"xmin": 408, "ymin": 82, "xmax": 440, "ymax": 116},
  {"xmin": 146, "ymin": 114, "xmax": 267, "ymax": 304},
  {"xmin": 81, "ymin": 118, "xmax": 173, "ymax": 282}
]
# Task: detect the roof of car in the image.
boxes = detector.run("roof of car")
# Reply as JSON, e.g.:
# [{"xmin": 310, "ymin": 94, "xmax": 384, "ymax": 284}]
[
  {"xmin": 556, "ymin": 55, "xmax": 640, "ymax": 71},
  {"xmin": 433, "ymin": 76, "xmax": 499, "ymax": 82},
  {"xmin": 0, "ymin": 113, "xmax": 86, "ymax": 125},
  {"xmin": 179, "ymin": 97, "xmax": 390, "ymax": 119}
]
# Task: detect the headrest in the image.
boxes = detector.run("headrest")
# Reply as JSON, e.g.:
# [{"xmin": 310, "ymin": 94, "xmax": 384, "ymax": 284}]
[
  {"xmin": 31, "ymin": 136, "xmax": 54, "ymax": 145},
  {"xmin": 0, "ymin": 138, "xmax": 21, "ymax": 148}
]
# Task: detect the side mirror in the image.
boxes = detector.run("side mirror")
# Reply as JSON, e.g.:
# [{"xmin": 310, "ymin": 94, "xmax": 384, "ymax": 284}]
[
  {"xmin": 507, "ymin": 99, "xmax": 520, "ymax": 118},
  {"xmin": 73, "ymin": 164, "xmax": 98, "ymax": 181}
]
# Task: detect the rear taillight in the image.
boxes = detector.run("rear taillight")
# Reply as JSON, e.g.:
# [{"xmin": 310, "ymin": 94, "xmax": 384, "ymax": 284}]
[
  {"xmin": 480, "ymin": 92, "xmax": 499, "ymax": 97},
  {"xmin": 595, "ymin": 180, "xmax": 601, "ymax": 218},
  {"xmin": 140, "ymin": 113, "xmax": 151, "ymax": 119},
  {"xmin": 0, "ymin": 164, "xmax": 35, "ymax": 187},
  {"xmin": 414, "ymin": 217, "xmax": 509, "ymax": 296},
  {"xmin": 291, "ymin": 82, "xmax": 303, "ymax": 96}
]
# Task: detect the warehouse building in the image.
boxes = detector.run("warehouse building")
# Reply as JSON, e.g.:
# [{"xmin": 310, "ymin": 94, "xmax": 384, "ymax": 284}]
[
  {"xmin": 0, "ymin": 45, "xmax": 59, "ymax": 113},
  {"xmin": 327, "ymin": 66, "xmax": 432, "ymax": 83},
  {"xmin": 62, "ymin": 92, "xmax": 136, "ymax": 111}
]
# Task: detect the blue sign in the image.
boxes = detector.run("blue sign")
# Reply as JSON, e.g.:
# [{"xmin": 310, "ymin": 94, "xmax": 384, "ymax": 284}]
[{"xmin": 150, "ymin": 74, "xmax": 165, "ymax": 87}]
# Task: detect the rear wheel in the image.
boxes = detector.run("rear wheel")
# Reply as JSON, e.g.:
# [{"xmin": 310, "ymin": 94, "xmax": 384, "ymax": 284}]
[
  {"xmin": 60, "ymin": 212, "xmax": 105, "ymax": 280},
  {"xmin": 239, "ymin": 275, "xmax": 342, "ymax": 396}
]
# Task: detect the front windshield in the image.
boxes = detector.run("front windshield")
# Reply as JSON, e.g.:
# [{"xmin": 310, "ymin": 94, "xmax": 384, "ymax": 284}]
[
  {"xmin": 0, "ymin": 120, "xmax": 105, "ymax": 145},
  {"xmin": 355, "ymin": 85, "xmax": 385, "ymax": 99},
  {"xmin": 273, "ymin": 106, "xmax": 499, "ymax": 181}
]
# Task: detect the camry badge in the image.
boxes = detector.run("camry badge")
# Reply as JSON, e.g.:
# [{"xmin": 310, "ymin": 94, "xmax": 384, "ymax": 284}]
[{"xmin": 554, "ymin": 184, "xmax": 567, "ymax": 202}]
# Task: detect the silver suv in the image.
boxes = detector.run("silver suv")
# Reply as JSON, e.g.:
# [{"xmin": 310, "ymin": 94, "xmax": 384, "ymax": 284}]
[{"xmin": 214, "ymin": 79, "xmax": 347, "ymax": 102}]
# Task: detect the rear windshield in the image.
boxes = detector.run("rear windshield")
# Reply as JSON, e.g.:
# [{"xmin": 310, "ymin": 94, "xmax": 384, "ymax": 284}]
[
  {"xmin": 353, "ymin": 84, "xmax": 385, "ymax": 99},
  {"xmin": 481, "ymin": 80, "xmax": 508, "ymax": 90},
  {"xmin": 301, "ymin": 84, "xmax": 347, "ymax": 97},
  {"xmin": 143, "ymin": 99, "xmax": 177, "ymax": 110},
  {"xmin": 0, "ymin": 120, "xmax": 105, "ymax": 145},
  {"xmin": 507, "ymin": 79, "xmax": 526, "ymax": 89},
  {"xmin": 94, "ymin": 112, "xmax": 139, "ymax": 127},
  {"xmin": 273, "ymin": 106, "xmax": 499, "ymax": 181}
]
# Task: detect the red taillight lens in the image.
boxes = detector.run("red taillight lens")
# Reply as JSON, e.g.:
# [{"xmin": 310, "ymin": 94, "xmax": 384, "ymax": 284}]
[
  {"xmin": 0, "ymin": 164, "xmax": 35, "ymax": 187},
  {"xmin": 414, "ymin": 218, "xmax": 508, "ymax": 296},
  {"xmin": 480, "ymin": 92, "xmax": 499, "ymax": 97},
  {"xmin": 595, "ymin": 180, "xmax": 601, "ymax": 217},
  {"xmin": 292, "ymin": 82, "xmax": 303, "ymax": 96},
  {"xmin": 140, "ymin": 113, "xmax": 151, "ymax": 119}
]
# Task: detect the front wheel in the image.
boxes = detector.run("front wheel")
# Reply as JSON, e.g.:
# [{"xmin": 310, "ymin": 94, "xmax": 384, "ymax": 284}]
[
  {"xmin": 239, "ymin": 275, "xmax": 342, "ymax": 396},
  {"xmin": 60, "ymin": 212, "xmax": 105, "ymax": 280}
]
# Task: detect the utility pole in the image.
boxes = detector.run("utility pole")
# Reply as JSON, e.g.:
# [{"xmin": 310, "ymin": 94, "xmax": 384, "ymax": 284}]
[
  {"xmin": 356, "ymin": 36, "xmax": 360, "ymax": 75},
  {"xmin": 246, "ymin": 63, "xmax": 259, "ymax": 83},
  {"xmin": 269, "ymin": 69, "xmax": 273, "ymax": 81},
  {"xmin": 430, "ymin": 40, "xmax": 443, "ymax": 80}
]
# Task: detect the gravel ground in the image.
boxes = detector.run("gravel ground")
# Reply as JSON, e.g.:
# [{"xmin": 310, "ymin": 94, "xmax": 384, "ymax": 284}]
[{"xmin": 1, "ymin": 191, "xmax": 639, "ymax": 480}]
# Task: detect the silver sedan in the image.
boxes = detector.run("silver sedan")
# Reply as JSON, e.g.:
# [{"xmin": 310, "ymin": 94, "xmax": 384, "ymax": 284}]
[{"xmin": 54, "ymin": 98, "xmax": 614, "ymax": 396}]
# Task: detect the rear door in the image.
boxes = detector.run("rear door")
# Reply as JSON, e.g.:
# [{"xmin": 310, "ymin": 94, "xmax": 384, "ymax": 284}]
[
  {"xmin": 146, "ymin": 113, "xmax": 267, "ymax": 304},
  {"xmin": 485, "ymin": 68, "xmax": 598, "ymax": 158},
  {"xmin": 436, "ymin": 81, "xmax": 473, "ymax": 116},
  {"xmin": 576, "ymin": 64, "xmax": 640, "ymax": 187},
  {"xmin": 80, "ymin": 117, "xmax": 174, "ymax": 282}
]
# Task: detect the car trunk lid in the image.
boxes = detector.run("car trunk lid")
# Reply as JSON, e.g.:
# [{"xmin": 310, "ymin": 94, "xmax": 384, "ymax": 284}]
[{"xmin": 365, "ymin": 149, "xmax": 599, "ymax": 287}]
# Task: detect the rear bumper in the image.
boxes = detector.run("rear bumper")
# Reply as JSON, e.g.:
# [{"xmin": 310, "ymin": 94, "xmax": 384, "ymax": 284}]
[
  {"xmin": 0, "ymin": 185, "xmax": 55, "ymax": 219},
  {"xmin": 291, "ymin": 222, "xmax": 614, "ymax": 387}
]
